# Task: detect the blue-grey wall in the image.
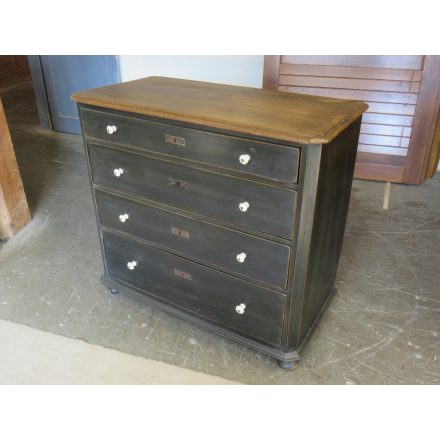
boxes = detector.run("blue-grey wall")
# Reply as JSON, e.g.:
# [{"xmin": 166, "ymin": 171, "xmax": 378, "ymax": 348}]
[{"xmin": 118, "ymin": 56, "xmax": 264, "ymax": 88}]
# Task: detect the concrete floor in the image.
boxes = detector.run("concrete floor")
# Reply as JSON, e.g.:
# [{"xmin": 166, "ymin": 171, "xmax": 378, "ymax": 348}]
[
  {"xmin": 0, "ymin": 319, "xmax": 238, "ymax": 384},
  {"xmin": 1, "ymin": 82, "xmax": 439, "ymax": 384}
]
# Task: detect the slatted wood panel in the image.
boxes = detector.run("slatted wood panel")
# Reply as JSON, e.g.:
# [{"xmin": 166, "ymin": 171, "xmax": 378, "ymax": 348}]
[
  {"xmin": 278, "ymin": 56, "xmax": 424, "ymax": 163},
  {"xmin": 265, "ymin": 55, "xmax": 440, "ymax": 183},
  {"xmin": 280, "ymin": 55, "xmax": 424, "ymax": 70}
]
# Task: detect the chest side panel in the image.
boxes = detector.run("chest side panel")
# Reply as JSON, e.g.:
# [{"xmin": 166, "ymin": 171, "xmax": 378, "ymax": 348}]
[{"xmin": 287, "ymin": 118, "xmax": 362, "ymax": 350}]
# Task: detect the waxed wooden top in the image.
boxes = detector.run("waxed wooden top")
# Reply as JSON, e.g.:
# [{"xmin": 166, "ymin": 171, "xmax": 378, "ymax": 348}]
[{"xmin": 72, "ymin": 76, "xmax": 368, "ymax": 144}]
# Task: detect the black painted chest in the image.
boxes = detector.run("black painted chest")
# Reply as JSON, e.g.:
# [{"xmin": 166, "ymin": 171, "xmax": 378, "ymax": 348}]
[{"xmin": 73, "ymin": 77, "xmax": 367, "ymax": 368}]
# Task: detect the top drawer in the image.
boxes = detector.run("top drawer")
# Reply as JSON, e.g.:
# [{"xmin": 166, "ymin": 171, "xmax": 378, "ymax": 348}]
[{"xmin": 80, "ymin": 108, "xmax": 300, "ymax": 184}]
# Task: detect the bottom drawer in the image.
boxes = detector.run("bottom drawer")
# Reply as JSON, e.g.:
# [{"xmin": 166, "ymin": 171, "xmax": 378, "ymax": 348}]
[{"xmin": 102, "ymin": 231, "xmax": 285, "ymax": 345}]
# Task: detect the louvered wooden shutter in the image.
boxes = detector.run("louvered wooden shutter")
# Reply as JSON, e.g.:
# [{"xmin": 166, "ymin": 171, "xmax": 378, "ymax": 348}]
[{"xmin": 264, "ymin": 56, "xmax": 440, "ymax": 184}]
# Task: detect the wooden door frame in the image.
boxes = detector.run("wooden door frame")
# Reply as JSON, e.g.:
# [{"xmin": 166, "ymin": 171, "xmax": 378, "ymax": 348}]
[
  {"xmin": 27, "ymin": 56, "xmax": 53, "ymax": 130},
  {"xmin": 404, "ymin": 56, "xmax": 440, "ymax": 183},
  {"xmin": 0, "ymin": 99, "xmax": 30, "ymax": 238},
  {"xmin": 27, "ymin": 55, "xmax": 121, "ymax": 133},
  {"xmin": 262, "ymin": 55, "xmax": 440, "ymax": 184},
  {"xmin": 425, "ymin": 110, "xmax": 440, "ymax": 178},
  {"xmin": 263, "ymin": 55, "xmax": 281, "ymax": 90}
]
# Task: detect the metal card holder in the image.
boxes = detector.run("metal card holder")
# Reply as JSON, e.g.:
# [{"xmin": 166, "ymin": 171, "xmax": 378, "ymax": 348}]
[
  {"xmin": 168, "ymin": 178, "xmax": 188, "ymax": 189},
  {"xmin": 171, "ymin": 227, "xmax": 190, "ymax": 239},
  {"xmin": 165, "ymin": 134, "xmax": 186, "ymax": 147},
  {"xmin": 174, "ymin": 268, "xmax": 192, "ymax": 281}
]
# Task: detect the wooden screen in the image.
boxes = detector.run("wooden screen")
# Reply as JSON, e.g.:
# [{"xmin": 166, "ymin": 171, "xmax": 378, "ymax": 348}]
[
  {"xmin": 0, "ymin": 56, "xmax": 31, "ymax": 88},
  {"xmin": 263, "ymin": 56, "xmax": 440, "ymax": 184}
]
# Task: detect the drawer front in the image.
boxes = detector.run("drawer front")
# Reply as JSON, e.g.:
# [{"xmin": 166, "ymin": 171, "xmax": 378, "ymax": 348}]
[
  {"xmin": 89, "ymin": 144, "xmax": 296, "ymax": 238},
  {"xmin": 81, "ymin": 108, "xmax": 300, "ymax": 183},
  {"xmin": 96, "ymin": 190, "xmax": 290, "ymax": 289},
  {"xmin": 102, "ymin": 231, "xmax": 285, "ymax": 345}
]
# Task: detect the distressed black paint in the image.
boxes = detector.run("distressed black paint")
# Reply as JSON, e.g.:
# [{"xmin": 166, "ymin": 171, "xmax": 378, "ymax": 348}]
[{"xmin": 77, "ymin": 92, "xmax": 363, "ymax": 368}]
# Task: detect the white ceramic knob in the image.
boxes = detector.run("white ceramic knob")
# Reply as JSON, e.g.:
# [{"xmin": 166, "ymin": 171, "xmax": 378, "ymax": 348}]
[
  {"xmin": 119, "ymin": 213, "xmax": 129, "ymax": 223},
  {"xmin": 236, "ymin": 252, "xmax": 247, "ymax": 263},
  {"xmin": 239, "ymin": 201, "xmax": 250, "ymax": 212},
  {"xmin": 235, "ymin": 303, "xmax": 246, "ymax": 315},
  {"xmin": 106, "ymin": 125, "xmax": 117, "ymax": 134},
  {"xmin": 113, "ymin": 168, "xmax": 124, "ymax": 177},
  {"xmin": 239, "ymin": 154, "xmax": 251, "ymax": 165},
  {"xmin": 127, "ymin": 260, "xmax": 138, "ymax": 270}
]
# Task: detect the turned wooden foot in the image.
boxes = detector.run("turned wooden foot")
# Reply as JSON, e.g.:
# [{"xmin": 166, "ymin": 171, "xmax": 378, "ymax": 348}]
[{"xmin": 277, "ymin": 359, "xmax": 298, "ymax": 370}]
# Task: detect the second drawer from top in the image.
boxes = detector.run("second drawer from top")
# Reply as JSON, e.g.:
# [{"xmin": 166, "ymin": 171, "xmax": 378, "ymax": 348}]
[
  {"xmin": 81, "ymin": 108, "xmax": 300, "ymax": 184},
  {"xmin": 88, "ymin": 143, "xmax": 297, "ymax": 239}
]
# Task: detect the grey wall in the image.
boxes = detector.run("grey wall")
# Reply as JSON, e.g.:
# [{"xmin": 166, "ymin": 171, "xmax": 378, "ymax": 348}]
[{"xmin": 118, "ymin": 56, "xmax": 264, "ymax": 88}]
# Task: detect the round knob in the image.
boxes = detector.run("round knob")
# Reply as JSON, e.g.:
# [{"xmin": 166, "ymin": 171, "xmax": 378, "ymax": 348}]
[
  {"xmin": 236, "ymin": 252, "xmax": 247, "ymax": 263},
  {"xmin": 106, "ymin": 125, "xmax": 117, "ymax": 135},
  {"xmin": 239, "ymin": 154, "xmax": 251, "ymax": 165},
  {"xmin": 113, "ymin": 168, "xmax": 124, "ymax": 177},
  {"xmin": 119, "ymin": 213, "xmax": 129, "ymax": 223},
  {"xmin": 235, "ymin": 303, "xmax": 246, "ymax": 315},
  {"xmin": 238, "ymin": 201, "xmax": 250, "ymax": 212},
  {"xmin": 127, "ymin": 260, "xmax": 138, "ymax": 270}
]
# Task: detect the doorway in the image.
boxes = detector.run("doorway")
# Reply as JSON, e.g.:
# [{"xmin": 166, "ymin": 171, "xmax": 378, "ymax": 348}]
[{"xmin": 28, "ymin": 56, "xmax": 120, "ymax": 134}]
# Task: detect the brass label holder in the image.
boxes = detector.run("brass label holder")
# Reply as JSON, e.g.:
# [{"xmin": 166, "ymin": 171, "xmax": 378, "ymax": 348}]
[
  {"xmin": 171, "ymin": 227, "xmax": 190, "ymax": 239},
  {"xmin": 165, "ymin": 134, "xmax": 186, "ymax": 147},
  {"xmin": 168, "ymin": 178, "xmax": 189, "ymax": 189},
  {"xmin": 174, "ymin": 268, "xmax": 192, "ymax": 281}
]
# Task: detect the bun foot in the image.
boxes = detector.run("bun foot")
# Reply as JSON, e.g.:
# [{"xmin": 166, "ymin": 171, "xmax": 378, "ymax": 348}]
[
  {"xmin": 109, "ymin": 288, "xmax": 119, "ymax": 295},
  {"xmin": 277, "ymin": 359, "xmax": 298, "ymax": 370}
]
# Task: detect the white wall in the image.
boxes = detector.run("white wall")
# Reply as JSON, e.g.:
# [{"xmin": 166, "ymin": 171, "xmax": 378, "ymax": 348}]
[{"xmin": 118, "ymin": 56, "xmax": 264, "ymax": 88}]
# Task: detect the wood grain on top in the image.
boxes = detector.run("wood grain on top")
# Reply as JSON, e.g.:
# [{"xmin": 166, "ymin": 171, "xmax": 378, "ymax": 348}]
[{"xmin": 72, "ymin": 76, "xmax": 368, "ymax": 144}]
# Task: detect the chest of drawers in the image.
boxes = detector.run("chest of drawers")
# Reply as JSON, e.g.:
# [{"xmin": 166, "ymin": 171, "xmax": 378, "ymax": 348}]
[{"xmin": 73, "ymin": 77, "xmax": 367, "ymax": 369}]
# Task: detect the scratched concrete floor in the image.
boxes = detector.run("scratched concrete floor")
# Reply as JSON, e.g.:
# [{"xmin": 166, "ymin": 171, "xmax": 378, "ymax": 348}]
[{"xmin": 1, "ymin": 83, "xmax": 439, "ymax": 384}]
